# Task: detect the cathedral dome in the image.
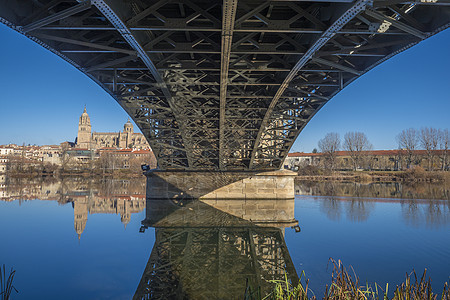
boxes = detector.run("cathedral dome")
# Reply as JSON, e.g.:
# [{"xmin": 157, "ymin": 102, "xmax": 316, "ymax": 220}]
[
  {"xmin": 78, "ymin": 106, "xmax": 91, "ymax": 127},
  {"xmin": 124, "ymin": 118, "xmax": 133, "ymax": 132}
]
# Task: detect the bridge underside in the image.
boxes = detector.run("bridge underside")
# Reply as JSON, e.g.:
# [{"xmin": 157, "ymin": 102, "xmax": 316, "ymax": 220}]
[{"xmin": 1, "ymin": 0, "xmax": 449, "ymax": 170}]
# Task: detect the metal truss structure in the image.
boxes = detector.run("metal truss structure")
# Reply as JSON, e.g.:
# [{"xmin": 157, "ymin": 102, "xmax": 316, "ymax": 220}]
[
  {"xmin": 1, "ymin": 0, "xmax": 449, "ymax": 170},
  {"xmin": 134, "ymin": 200, "xmax": 298, "ymax": 299}
]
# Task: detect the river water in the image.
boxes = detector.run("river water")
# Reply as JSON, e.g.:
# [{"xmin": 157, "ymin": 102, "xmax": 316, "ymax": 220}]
[{"xmin": 0, "ymin": 177, "xmax": 449, "ymax": 299}]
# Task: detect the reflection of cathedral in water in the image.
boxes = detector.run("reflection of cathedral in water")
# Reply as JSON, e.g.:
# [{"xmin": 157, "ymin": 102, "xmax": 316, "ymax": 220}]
[
  {"xmin": 72, "ymin": 193, "xmax": 145, "ymax": 239},
  {"xmin": 0, "ymin": 178, "xmax": 146, "ymax": 239},
  {"xmin": 134, "ymin": 199, "xmax": 300, "ymax": 299}
]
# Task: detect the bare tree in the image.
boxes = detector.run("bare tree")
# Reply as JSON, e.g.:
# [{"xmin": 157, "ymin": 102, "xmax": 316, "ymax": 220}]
[
  {"xmin": 396, "ymin": 128, "xmax": 418, "ymax": 169},
  {"xmin": 98, "ymin": 151, "xmax": 121, "ymax": 173},
  {"xmin": 318, "ymin": 132, "xmax": 340, "ymax": 171},
  {"xmin": 438, "ymin": 128, "xmax": 449, "ymax": 171},
  {"xmin": 343, "ymin": 131, "xmax": 373, "ymax": 170},
  {"xmin": 419, "ymin": 127, "xmax": 439, "ymax": 170}
]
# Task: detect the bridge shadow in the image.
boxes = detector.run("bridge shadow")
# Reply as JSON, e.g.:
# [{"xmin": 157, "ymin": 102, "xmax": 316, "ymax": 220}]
[{"xmin": 133, "ymin": 197, "xmax": 300, "ymax": 299}]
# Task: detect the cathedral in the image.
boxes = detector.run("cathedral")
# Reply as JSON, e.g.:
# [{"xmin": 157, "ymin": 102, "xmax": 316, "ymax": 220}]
[{"xmin": 76, "ymin": 107, "xmax": 150, "ymax": 149}]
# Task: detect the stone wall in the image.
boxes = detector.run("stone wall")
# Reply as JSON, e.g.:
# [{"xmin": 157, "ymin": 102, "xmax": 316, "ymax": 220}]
[{"xmin": 145, "ymin": 170, "xmax": 296, "ymax": 200}]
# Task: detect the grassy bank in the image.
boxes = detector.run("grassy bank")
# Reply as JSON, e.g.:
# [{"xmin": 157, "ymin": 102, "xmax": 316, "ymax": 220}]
[
  {"xmin": 246, "ymin": 260, "xmax": 450, "ymax": 300},
  {"xmin": 296, "ymin": 167, "xmax": 450, "ymax": 183}
]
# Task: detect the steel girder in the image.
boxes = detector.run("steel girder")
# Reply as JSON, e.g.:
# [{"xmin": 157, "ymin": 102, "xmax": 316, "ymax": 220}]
[{"xmin": 1, "ymin": 0, "xmax": 449, "ymax": 170}]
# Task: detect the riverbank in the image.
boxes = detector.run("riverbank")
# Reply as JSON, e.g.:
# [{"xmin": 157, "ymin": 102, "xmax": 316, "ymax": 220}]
[
  {"xmin": 296, "ymin": 168, "xmax": 450, "ymax": 183},
  {"xmin": 2, "ymin": 168, "xmax": 145, "ymax": 179},
  {"xmin": 247, "ymin": 260, "xmax": 450, "ymax": 300}
]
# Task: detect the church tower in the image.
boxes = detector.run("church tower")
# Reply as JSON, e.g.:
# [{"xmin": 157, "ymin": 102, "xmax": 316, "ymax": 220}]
[
  {"xmin": 124, "ymin": 119, "xmax": 134, "ymax": 148},
  {"xmin": 73, "ymin": 197, "xmax": 88, "ymax": 240},
  {"xmin": 77, "ymin": 106, "xmax": 92, "ymax": 149},
  {"xmin": 124, "ymin": 118, "xmax": 133, "ymax": 134}
]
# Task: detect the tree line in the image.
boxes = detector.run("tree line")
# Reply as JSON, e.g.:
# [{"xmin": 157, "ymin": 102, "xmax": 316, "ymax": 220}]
[{"xmin": 317, "ymin": 127, "xmax": 449, "ymax": 171}]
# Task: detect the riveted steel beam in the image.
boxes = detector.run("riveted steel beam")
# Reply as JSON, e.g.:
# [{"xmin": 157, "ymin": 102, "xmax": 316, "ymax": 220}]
[
  {"xmin": 91, "ymin": 0, "xmax": 194, "ymax": 169},
  {"xmin": 219, "ymin": 0, "xmax": 238, "ymax": 170},
  {"xmin": 249, "ymin": 0, "xmax": 372, "ymax": 169},
  {"xmin": 364, "ymin": 7, "xmax": 427, "ymax": 39},
  {"xmin": 39, "ymin": 25, "xmax": 414, "ymax": 36},
  {"xmin": 22, "ymin": 0, "xmax": 91, "ymax": 33},
  {"xmin": 1, "ymin": 0, "xmax": 449, "ymax": 171}
]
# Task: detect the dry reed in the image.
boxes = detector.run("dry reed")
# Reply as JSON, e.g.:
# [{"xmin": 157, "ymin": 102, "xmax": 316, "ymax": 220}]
[{"xmin": 246, "ymin": 259, "xmax": 450, "ymax": 300}]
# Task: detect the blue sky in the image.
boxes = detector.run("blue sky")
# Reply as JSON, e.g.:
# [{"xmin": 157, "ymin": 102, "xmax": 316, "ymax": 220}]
[{"xmin": 0, "ymin": 24, "xmax": 449, "ymax": 151}]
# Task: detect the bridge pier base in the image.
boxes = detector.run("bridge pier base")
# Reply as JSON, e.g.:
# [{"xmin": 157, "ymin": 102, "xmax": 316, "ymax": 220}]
[{"xmin": 144, "ymin": 169, "xmax": 296, "ymax": 200}]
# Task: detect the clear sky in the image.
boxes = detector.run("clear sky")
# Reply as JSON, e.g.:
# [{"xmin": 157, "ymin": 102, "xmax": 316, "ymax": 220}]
[{"xmin": 0, "ymin": 24, "xmax": 449, "ymax": 151}]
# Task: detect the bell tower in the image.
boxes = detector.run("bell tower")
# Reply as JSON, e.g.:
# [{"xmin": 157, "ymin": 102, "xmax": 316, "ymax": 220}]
[{"xmin": 77, "ymin": 106, "xmax": 92, "ymax": 149}]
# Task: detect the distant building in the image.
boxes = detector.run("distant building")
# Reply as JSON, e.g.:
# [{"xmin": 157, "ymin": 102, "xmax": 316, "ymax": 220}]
[
  {"xmin": 76, "ymin": 107, "xmax": 150, "ymax": 150},
  {"xmin": 38, "ymin": 145, "xmax": 62, "ymax": 165},
  {"xmin": 0, "ymin": 145, "xmax": 14, "ymax": 156},
  {"xmin": 284, "ymin": 150, "xmax": 449, "ymax": 171},
  {"xmin": 0, "ymin": 156, "xmax": 7, "ymax": 174}
]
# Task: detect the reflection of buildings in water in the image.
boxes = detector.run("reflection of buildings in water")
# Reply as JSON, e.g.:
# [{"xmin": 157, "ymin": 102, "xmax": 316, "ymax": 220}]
[
  {"xmin": 319, "ymin": 197, "xmax": 342, "ymax": 221},
  {"xmin": 319, "ymin": 196, "xmax": 375, "ymax": 223},
  {"xmin": 72, "ymin": 193, "xmax": 145, "ymax": 239},
  {"xmin": 401, "ymin": 199, "xmax": 450, "ymax": 229},
  {"xmin": 296, "ymin": 181, "xmax": 450, "ymax": 201},
  {"xmin": 297, "ymin": 181, "xmax": 450, "ymax": 225},
  {"xmin": 311, "ymin": 195, "xmax": 449, "ymax": 227},
  {"xmin": 0, "ymin": 178, "xmax": 146, "ymax": 238},
  {"xmin": 345, "ymin": 199, "xmax": 375, "ymax": 222},
  {"xmin": 134, "ymin": 199, "xmax": 299, "ymax": 299},
  {"xmin": 0, "ymin": 179, "xmax": 61, "ymax": 202}
]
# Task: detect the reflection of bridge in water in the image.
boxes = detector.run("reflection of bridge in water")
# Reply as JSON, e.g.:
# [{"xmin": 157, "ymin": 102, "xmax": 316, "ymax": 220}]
[{"xmin": 134, "ymin": 198, "xmax": 299, "ymax": 299}]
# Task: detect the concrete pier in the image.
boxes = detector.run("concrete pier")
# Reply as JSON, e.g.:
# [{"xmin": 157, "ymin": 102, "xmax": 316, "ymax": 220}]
[{"xmin": 145, "ymin": 169, "xmax": 296, "ymax": 200}]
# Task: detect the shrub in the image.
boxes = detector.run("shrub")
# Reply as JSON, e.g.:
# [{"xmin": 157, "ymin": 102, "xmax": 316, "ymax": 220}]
[{"xmin": 298, "ymin": 165, "xmax": 325, "ymax": 176}]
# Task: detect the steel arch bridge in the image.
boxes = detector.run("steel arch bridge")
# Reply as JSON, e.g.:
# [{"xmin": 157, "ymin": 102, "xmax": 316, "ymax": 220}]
[{"xmin": 1, "ymin": 0, "xmax": 449, "ymax": 171}]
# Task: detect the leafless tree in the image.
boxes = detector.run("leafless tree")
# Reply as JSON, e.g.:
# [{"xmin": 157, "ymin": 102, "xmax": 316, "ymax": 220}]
[
  {"xmin": 343, "ymin": 131, "xmax": 373, "ymax": 170},
  {"xmin": 98, "ymin": 152, "xmax": 121, "ymax": 173},
  {"xmin": 438, "ymin": 128, "xmax": 449, "ymax": 171},
  {"xmin": 419, "ymin": 127, "xmax": 439, "ymax": 170},
  {"xmin": 60, "ymin": 149, "xmax": 76, "ymax": 173},
  {"xmin": 396, "ymin": 128, "xmax": 418, "ymax": 169},
  {"xmin": 318, "ymin": 132, "xmax": 340, "ymax": 171}
]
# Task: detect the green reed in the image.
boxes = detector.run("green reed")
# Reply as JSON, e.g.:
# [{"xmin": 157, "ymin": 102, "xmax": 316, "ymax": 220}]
[
  {"xmin": 0, "ymin": 265, "xmax": 17, "ymax": 300},
  {"xmin": 247, "ymin": 259, "xmax": 450, "ymax": 300}
]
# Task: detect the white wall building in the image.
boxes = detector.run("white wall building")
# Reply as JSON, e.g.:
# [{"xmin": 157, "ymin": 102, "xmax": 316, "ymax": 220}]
[
  {"xmin": 0, "ymin": 156, "xmax": 8, "ymax": 174},
  {"xmin": 0, "ymin": 146, "xmax": 14, "ymax": 156},
  {"xmin": 283, "ymin": 152, "xmax": 319, "ymax": 170}
]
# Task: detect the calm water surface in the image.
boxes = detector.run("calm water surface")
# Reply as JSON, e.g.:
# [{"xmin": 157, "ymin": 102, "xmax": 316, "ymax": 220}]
[{"xmin": 0, "ymin": 178, "xmax": 449, "ymax": 299}]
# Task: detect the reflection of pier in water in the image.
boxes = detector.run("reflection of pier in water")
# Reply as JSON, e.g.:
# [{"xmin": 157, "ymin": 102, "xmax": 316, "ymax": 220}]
[{"xmin": 134, "ymin": 199, "xmax": 299, "ymax": 299}]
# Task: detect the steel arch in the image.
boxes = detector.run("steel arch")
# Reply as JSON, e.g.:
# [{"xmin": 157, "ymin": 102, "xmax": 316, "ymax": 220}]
[{"xmin": 1, "ymin": 0, "xmax": 449, "ymax": 170}]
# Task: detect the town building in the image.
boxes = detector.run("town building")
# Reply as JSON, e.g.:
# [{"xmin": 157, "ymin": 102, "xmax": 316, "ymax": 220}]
[
  {"xmin": 0, "ymin": 145, "xmax": 14, "ymax": 156},
  {"xmin": 38, "ymin": 145, "xmax": 63, "ymax": 165},
  {"xmin": 0, "ymin": 156, "xmax": 7, "ymax": 174},
  {"xmin": 76, "ymin": 107, "xmax": 150, "ymax": 150},
  {"xmin": 284, "ymin": 150, "xmax": 449, "ymax": 171}
]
